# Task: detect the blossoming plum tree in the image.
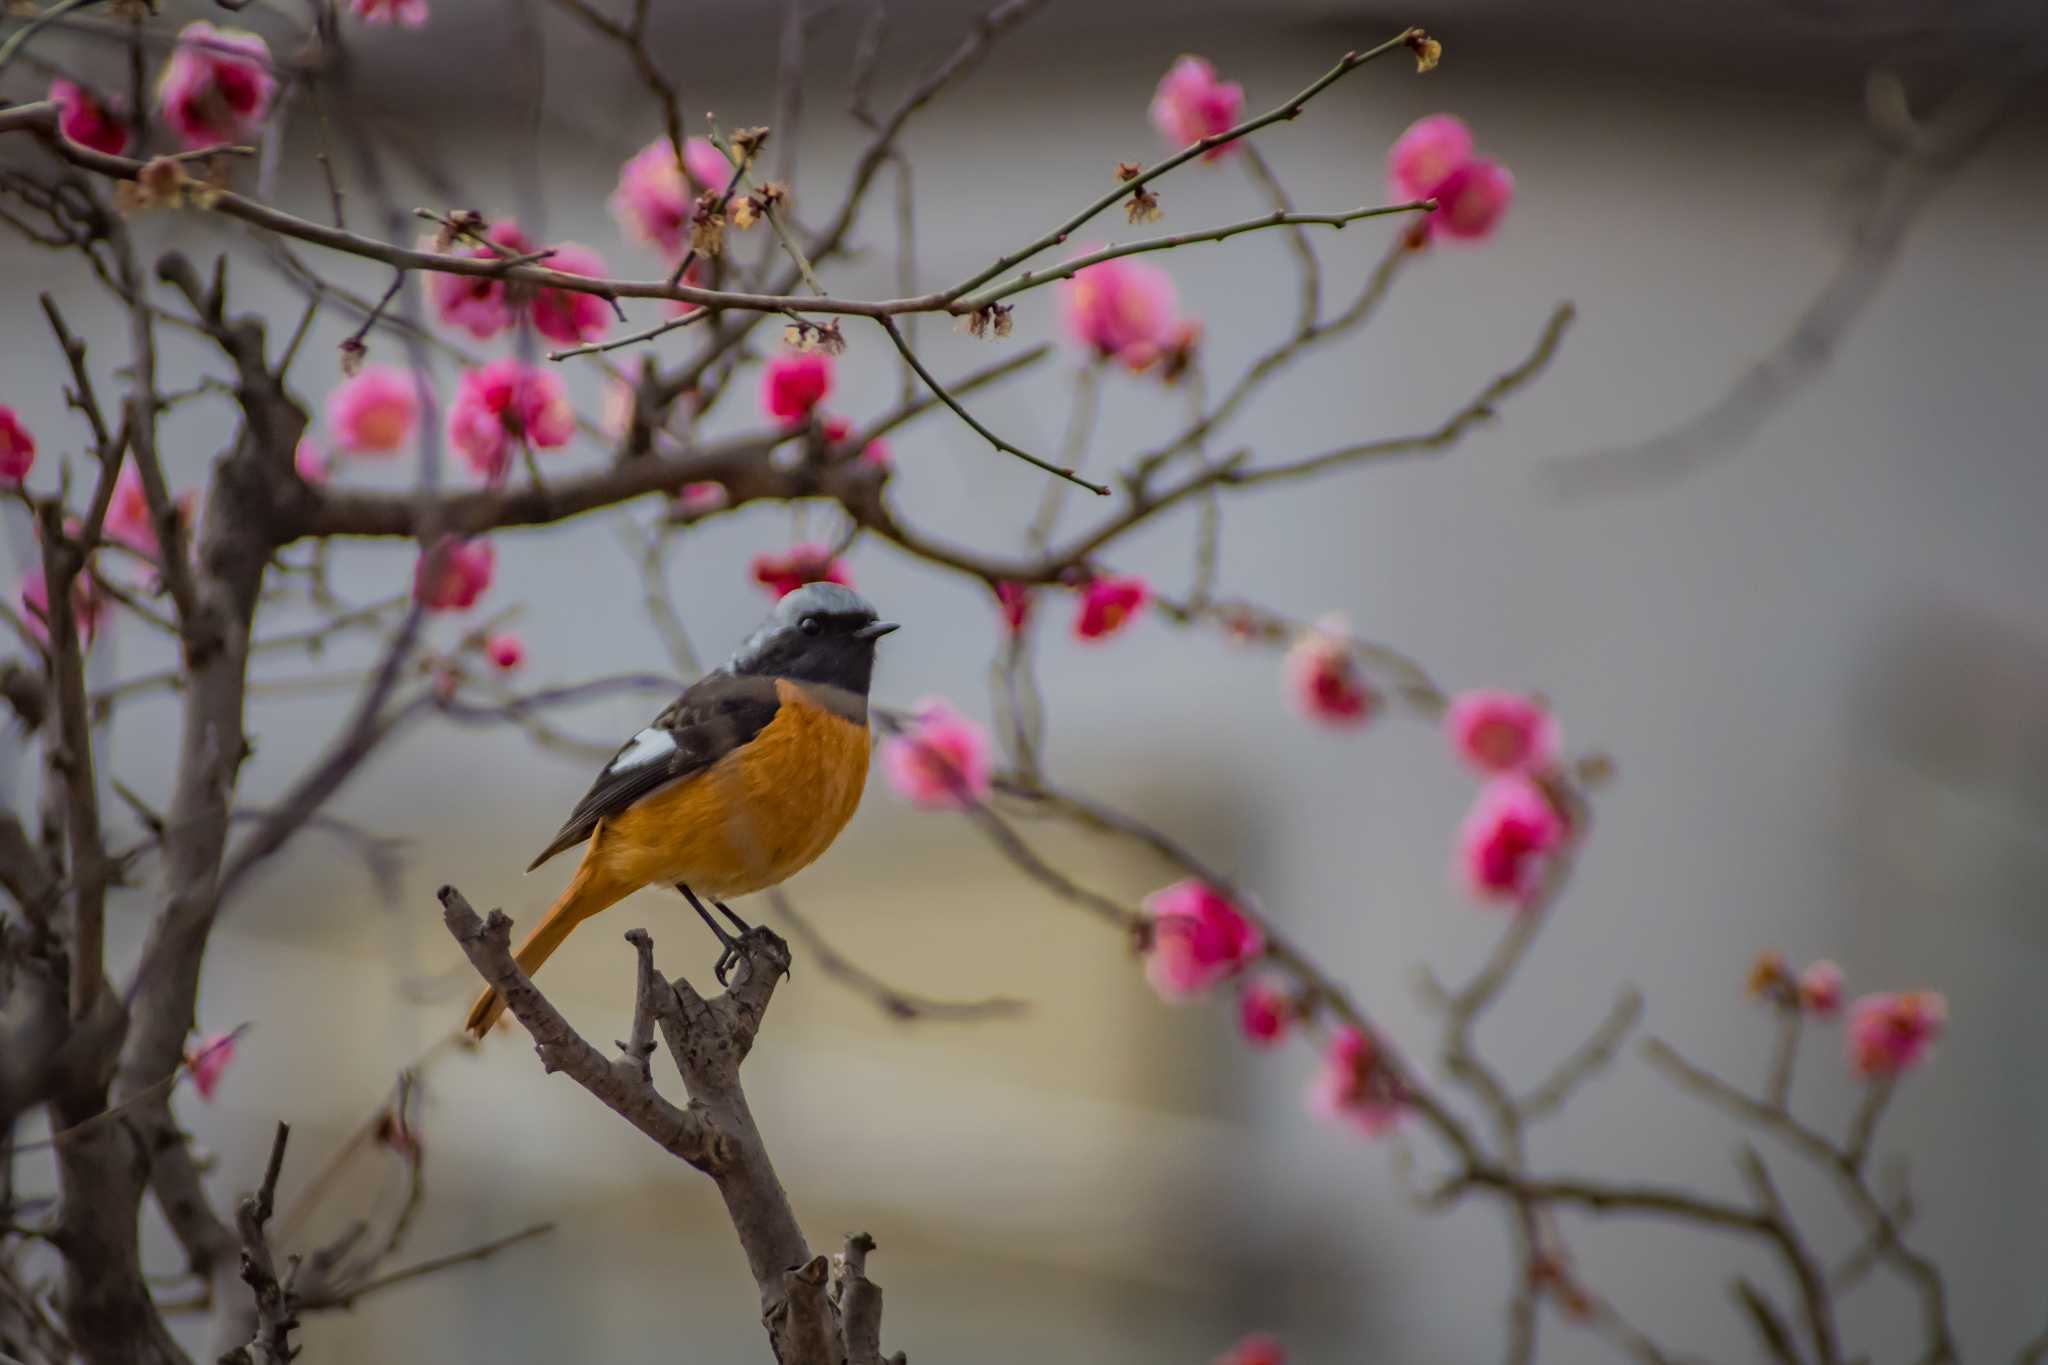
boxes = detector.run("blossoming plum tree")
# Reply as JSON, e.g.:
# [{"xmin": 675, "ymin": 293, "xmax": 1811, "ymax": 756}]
[{"xmin": 0, "ymin": 5, "xmax": 1995, "ymax": 1365}]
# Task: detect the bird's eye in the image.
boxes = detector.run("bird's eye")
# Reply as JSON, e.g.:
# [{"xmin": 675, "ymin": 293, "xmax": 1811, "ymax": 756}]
[{"xmin": 799, "ymin": 615, "xmax": 822, "ymax": 636}]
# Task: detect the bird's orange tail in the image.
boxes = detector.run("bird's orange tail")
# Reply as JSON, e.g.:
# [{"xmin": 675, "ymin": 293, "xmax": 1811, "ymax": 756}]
[{"xmin": 464, "ymin": 849, "xmax": 635, "ymax": 1038}]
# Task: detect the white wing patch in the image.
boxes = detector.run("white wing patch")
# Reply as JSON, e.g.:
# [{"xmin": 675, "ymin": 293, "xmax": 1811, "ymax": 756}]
[{"xmin": 610, "ymin": 726, "xmax": 676, "ymax": 774}]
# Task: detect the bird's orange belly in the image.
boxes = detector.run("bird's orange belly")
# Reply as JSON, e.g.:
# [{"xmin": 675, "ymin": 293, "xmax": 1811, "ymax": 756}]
[{"xmin": 590, "ymin": 681, "xmax": 871, "ymax": 900}]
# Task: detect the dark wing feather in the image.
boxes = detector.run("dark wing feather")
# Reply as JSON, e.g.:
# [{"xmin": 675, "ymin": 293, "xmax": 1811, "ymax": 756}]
[{"xmin": 524, "ymin": 672, "xmax": 782, "ymax": 871}]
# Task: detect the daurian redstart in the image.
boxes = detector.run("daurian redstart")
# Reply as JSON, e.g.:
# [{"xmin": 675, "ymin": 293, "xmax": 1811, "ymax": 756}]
[{"xmin": 464, "ymin": 582, "xmax": 898, "ymax": 1037}]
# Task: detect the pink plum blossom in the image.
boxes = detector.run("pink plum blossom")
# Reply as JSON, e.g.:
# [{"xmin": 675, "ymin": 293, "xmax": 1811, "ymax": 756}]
[
  {"xmin": 1309, "ymin": 1026, "xmax": 1405, "ymax": 1138},
  {"xmin": 1284, "ymin": 617, "xmax": 1375, "ymax": 727},
  {"xmin": 1074, "ymin": 576, "xmax": 1148, "ymax": 642},
  {"xmin": 880, "ymin": 698, "xmax": 993, "ymax": 810},
  {"xmin": 429, "ymin": 220, "xmax": 536, "ymax": 339},
  {"xmin": 529, "ymin": 242, "xmax": 613, "ymax": 346},
  {"xmin": 1058, "ymin": 257, "xmax": 1180, "ymax": 371},
  {"xmin": 760, "ymin": 352, "xmax": 834, "ymax": 425},
  {"xmin": 1798, "ymin": 960, "xmax": 1844, "ymax": 1015},
  {"xmin": 295, "ymin": 438, "xmax": 329, "ymax": 484},
  {"xmin": 1430, "ymin": 158, "xmax": 1515, "ymax": 241},
  {"xmin": 1457, "ymin": 773, "xmax": 1568, "ymax": 907},
  {"xmin": 1386, "ymin": 114, "xmax": 1513, "ymax": 244},
  {"xmin": 1238, "ymin": 979, "xmax": 1293, "ymax": 1048},
  {"xmin": 1149, "ymin": 56, "xmax": 1244, "ymax": 160},
  {"xmin": 677, "ymin": 482, "xmax": 729, "ymax": 516},
  {"xmin": 326, "ymin": 365, "xmax": 421, "ymax": 455},
  {"xmin": 185, "ymin": 1032, "xmax": 238, "ymax": 1101},
  {"xmin": 1388, "ymin": 114, "xmax": 1474, "ymax": 201},
  {"xmin": 49, "ymin": 80, "xmax": 128, "ymax": 156},
  {"xmin": 995, "ymin": 581, "xmax": 1033, "ymax": 636},
  {"xmin": 413, "ymin": 537, "xmax": 495, "ymax": 612},
  {"xmin": 348, "ymin": 0, "xmax": 429, "ymax": 26},
  {"xmin": 1446, "ymin": 689, "xmax": 1561, "ymax": 776},
  {"xmin": 1143, "ymin": 880, "xmax": 1263, "ymax": 1001},
  {"xmin": 157, "ymin": 22, "xmax": 276, "ymax": 151},
  {"xmin": 751, "ymin": 545, "xmax": 851, "ymax": 599},
  {"xmin": 0, "ymin": 407, "xmax": 34, "ymax": 484},
  {"xmin": 485, "ymin": 632, "xmax": 525, "ymax": 671},
  {"xmin": 446, "ymin": 359, "xmax": 574, "ymax": 480},
  {"xmin": 822, "ymin": 416, "xmax": 890, "ymax": 468},
  {"xmin": 1847, "ymin": 991, "xmax": 1946, "ymax": 1077},
  {"xmin": 104, "ymin": 464, "xmax": 158, "ymax": 554},
  {"xmin": 610, "ymin": 136, "xmax": 730, "ymax": 256}
]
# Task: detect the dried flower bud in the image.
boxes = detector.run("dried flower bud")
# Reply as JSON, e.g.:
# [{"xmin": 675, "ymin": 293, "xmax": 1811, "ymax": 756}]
[
  {"xmin": 113, "ymin": 156, "xmax": 193, "ymax": 214},
  {"xmin": 781, "ymin": 318, "xmax": 845, "ymax": 355},
  {"xmin": 1406, "ymin": 29, "xmax": 1442, "ymax": 73},
  {"xmin": 338, "ymin": 336, "xmax": 367, "ymax": 377},
  {"xmin": 1115, "ymin": 161, "xmax": 1143, "ymax": 182},
  {"xmin": 1125, "ymin": 185, "xmax": 1162, "ymax": 224},
  {"xmin": 1746, "ymin": 950, "xmax": 1791, "ymax": 1001},
  {"xmin": 757, "ymin": 180, "xmax": 787, "ymax": 208},
  {"xmin": 435, "ymin": 209, "xmax": 486, "ymax": 253},
  {"xmin": 730, "ymin": 125, "xmax": 771, "ymax": 165},
  {"xmin": 689, "ymin": 189, "xmax": 725, "ymax": 256},
  {"xmin": 964, "ymin": 303, "xmax": 1013, "ymax": 340},
  {"xmin": 729, "ymin": 195, "xmax": 762, "ymax": 229}
]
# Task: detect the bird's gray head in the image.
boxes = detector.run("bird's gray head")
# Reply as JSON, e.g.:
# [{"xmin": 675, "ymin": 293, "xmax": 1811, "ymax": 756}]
[{"xmin": 726, "ymin": 582, "xmax": 898, "ymax": 699}]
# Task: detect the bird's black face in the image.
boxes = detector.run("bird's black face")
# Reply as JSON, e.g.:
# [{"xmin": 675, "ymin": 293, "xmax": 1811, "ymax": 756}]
[{"xmin": 728, "ymin": 583, "xmax": 898, "ymax": 702}]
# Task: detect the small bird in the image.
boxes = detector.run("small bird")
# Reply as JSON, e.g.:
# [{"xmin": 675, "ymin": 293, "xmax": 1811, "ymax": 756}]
[{"xmin": 464, "ymin": 582, "xmax": 898, "ymax": 1037}]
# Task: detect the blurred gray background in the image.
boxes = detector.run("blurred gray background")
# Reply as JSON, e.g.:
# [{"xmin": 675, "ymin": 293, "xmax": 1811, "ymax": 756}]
[{"xmin": 4, "ymin": 0, "xmax": 2046, "ymax": 1360}]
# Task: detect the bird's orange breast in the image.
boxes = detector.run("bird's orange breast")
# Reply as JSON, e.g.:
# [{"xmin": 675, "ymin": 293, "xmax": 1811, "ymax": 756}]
[{"xmin": 590, "ymin": 679, "xmax": 870, "ymax": 900}]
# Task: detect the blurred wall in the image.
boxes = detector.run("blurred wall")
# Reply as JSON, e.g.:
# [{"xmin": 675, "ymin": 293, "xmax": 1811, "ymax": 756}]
[{"xmin": 3, "ymin": 2, "xmax": 2045, "ymax": 1361}]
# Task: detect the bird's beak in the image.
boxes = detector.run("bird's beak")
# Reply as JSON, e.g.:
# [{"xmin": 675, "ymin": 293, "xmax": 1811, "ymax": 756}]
[{"xmin": 853, "ymin": 621, "xmax": 900, "ymax": 641}]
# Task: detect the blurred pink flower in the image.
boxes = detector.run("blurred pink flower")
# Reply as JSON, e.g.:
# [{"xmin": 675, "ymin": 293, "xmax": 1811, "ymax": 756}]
[
  {"xmin": 326, "ymin": 365, "xmax": 421, "ymax": 455},
  {"xmin": 1309, "ymin": 1026, "xmax": 1404, "ymax": 1138},
  {"xmin": 751, "ymin": 544, "xmax": 850, "ymax": 599},
  {"xmin": 1431, "ymin": 158, "xmax": 1515, "ymax": 241},
  {"xmin": 429, "ymin": 220, "xmax": 536, "ymax": 340},
  {"xmin": 157, "ymin": 22, "xmax": 275, "ymax": 151},
  {"xmin": 530, "ymin": 242, "xmax": 613, "ymax": 346},
  {"xmin": 185, "ymin": 1031, "xmax": 237, "ymax": 1101},
  {"xmin": 1074, "ymin": 575, "xmax": 1148, "ymax": 642},
  {"xmin": 1237, "ymin": 978, "xmax": 1293, "ymax": 1048},
  {"xmin": 1058, "ymin": 256, "xmax": 1180, "ymax": 371},
  {"xmin": 104, "ymin": 464, "xmax": 156, "ymax": 554},
  {"xmin": 995, "ymin": 581, "xmax": 1033, "ymax": 636},
  {"xmin": 1143, "ymin": 880, "xmax": 1262, "ymax": 1001},
  {"xmin": 1457, "ymin": 774, "xmax": 1568, "ymax": 907},
  {"xmin": 760, "ymin": 352, "xmax": 834, "ymax": 425},
  {"xmin": 1848, "ymin": 990, "xmax": 1946, "ymax": 1077},
  {"xmin": 0, "ymin": 407, "xmax": 35, "ymax": 485},
  {"xmin": 609, "ymin": 136, "xmax": 730, "ymax": 255},
  {"xmin": 294, "ymin": 438, "xmax": 329, "ymax": 484},
  {"xmin": 881, "ymin": 698, "xmax": 993, "ymax": 810},
  {"xmin": 1216, "ymin": 1334, "xmax": 1286, "ymax": 1365},
  {"xmin": 447, "ymin": 358, "xmax": 574, "ymax": 480},
  {"xmin": 677, "ymin": 481, "xmax": 729, "ymax": 516},
  {"xmin": 1798, "ymin": 960, "xmax": 1844, "ymax": 1015},
  {"xmin": 822, "ymin": 415, "xmax": 890, "ymax": 468},
  {"xmin": 1388, "ymin": 114, "xmax": 1474, "ymax": 201},
  {"xmin": 18, "ymin": 569, "xmax": 106, "ymax": 647},
  {"xmin": 1149, "ymin": 56, "xmax": 1244, "ymax": 160},
  {"xmin": 1285, "ymin": 617, "xmax": 1375, "ymax": 727},
  {"xmin": 49, "ymin": 79, "xmax": 128, "ymax": 156},
  {"xmin": 348, "ymin": 0, "xmax": 428, "ymax": 26},
  {"xmin": 414, "ymin": 537, "xmax": 494, "ymax": 612},
  {"xmin": 1387, "ymin": 113, "xmax": 1513, "ymax": 244},
  {"xmin": 485, "ymin": 632, "xmax": 525, "ymax": 671},
  {"xmin": 1446, "ymin": 689, "xmax": 1561, "ymax": 775}
]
